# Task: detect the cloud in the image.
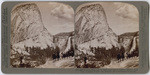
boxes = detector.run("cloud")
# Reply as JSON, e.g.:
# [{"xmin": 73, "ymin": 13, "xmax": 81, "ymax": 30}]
[
  {"xmin": 50, "ymin": 3, "xmax": 74, "ymax": 22},
  {"xmin": 114, "ymin": 3, "xmax": 139, "ymax": 21}
]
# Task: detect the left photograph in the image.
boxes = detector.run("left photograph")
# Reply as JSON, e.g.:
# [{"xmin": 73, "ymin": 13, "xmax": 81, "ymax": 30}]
[{"xmin": 10, "ymin": 2, "xmax": 75, "ymax": 68}]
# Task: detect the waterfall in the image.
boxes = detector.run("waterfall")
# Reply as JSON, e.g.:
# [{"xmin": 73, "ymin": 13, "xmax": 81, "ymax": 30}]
[
  {"xmin": 129, "ymin": 37, "xmax": 137, "ymax": 54},
  {"xmin": 63, "ymin": 37, "xmax": 72, "ymax": 53}
]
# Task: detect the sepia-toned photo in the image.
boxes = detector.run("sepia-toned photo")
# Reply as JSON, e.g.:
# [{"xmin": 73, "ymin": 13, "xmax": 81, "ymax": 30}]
[
  {"xmin": 10, "ymin": 2, "xmax": 75, "ymax": 68},
  {"xmin": 75, "ymin": 2, "xmax": 139, "ymax": 68},
  {"xmin": 10, "ymin": 2, "xmax": 139, "ymax": 68}
]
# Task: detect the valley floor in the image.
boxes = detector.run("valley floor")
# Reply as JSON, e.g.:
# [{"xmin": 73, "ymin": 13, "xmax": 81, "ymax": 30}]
[
  {"xmin": 37, "ymin": 57, "xmax": 75, "ymax": 68},
  {"xmin": 103, "ymin": 57, "xmax": 139, "ymax": 68},
  {"xmin": 36, "ymin": 56, "xmax": 139, "ymax": 68}
]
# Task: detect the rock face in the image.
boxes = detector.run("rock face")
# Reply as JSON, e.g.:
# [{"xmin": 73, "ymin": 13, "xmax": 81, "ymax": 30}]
[
  {"xmin": 75, "ymin": 4, "xmax": 120, "ymax": 54},
  {"xmin": 11, "ymin": 3, "xmax": 55, "ymax": 67},
  {"xmin": 11, "ymin": 3, "xmax": 54, "ymax": 52}
]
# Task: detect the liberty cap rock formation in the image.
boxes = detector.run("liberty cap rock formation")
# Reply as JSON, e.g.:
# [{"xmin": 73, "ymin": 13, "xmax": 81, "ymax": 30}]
[
  {"xmin": 11, "ymin": 3, "xmax": 55, "ymax": 51},
  {"xmin": 75, "ymin": 4, "xmax": 120, "ymax": 52},
  {"xmin": 11, "ymin": 3, "xmax": 56, "ymax": 67},
  {"xmin": 10, "ymin": 3, "xmax": 75, "ymax": 68}
]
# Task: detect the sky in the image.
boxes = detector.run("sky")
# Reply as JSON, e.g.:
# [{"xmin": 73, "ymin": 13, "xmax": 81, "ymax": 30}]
[
  {"xmin": 35, "ymin": 2, "xmax": 139, "ymax": 35},
  {"xmin": 36, "ymin": 2, "xmax": 74, "ymax": 35},
  {"xmin": 100, "ymin": 2, "xmax": 139, "ymax": 35}
]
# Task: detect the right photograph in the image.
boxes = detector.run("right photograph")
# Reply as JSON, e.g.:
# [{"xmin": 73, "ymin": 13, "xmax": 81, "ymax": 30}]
[{"xmin": 75, "ymin": 2, "xmax": 139, "ymax": 68}]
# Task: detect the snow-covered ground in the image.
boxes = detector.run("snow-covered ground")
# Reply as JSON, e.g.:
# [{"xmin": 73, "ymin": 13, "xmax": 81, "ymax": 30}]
[{"xmin": 37, "ymin": 57, "xmax": 75, "ymax": 68}]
